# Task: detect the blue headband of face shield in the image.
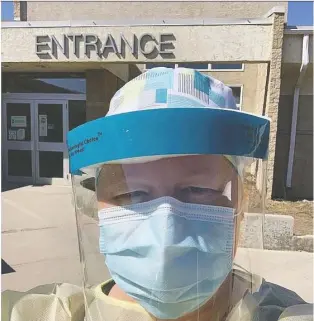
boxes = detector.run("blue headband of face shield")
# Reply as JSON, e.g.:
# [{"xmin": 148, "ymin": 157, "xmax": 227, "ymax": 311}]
[{"xmin": 67, "ymin": 108, "xmax": 270, "ymax": 176}]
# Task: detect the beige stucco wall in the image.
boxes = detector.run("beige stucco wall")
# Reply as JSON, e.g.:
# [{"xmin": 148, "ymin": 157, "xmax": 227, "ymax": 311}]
[
  {"xmin": 130, "ymin": 63, "xmax": 266, "ymax": 115},
  {"xmin": 1, "ymin": 24, "xmax": 273, "ymax": 63},
  {"xmin": 205, "ymin": 64, "xmax": 261, "ymax": 114},
  {"xmin": 255, "ymin": 63, "xmax": 269, "ymax": 115},
  {"xmin": 24, "ymin": 2, "xmax": 287, "ymax": 21}
]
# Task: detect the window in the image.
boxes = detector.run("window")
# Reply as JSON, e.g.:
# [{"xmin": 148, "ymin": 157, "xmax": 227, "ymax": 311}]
[
  {"xmin": 177, "ymin": 63, "xmax": 208, "ymax": 70},
  {"xmin": 8, "ymin": 150, "xmax": 32, "ymax": 177},
  {"xmin": 229, "ymin": 86, "xmax": 243, "ymax": 108},
  {"xmin": 2, "ymin": 73, "xmax": 86, "ymax": 94},
  {"xmin": 145, "ymin": 63, "xmax": 244, "ymax": 71},
  {"xmin": 211, "ymin": 63, "xmax": 243, "ymax": 70},
  {"xmin": 145, "ymin": 63, "xmax": 176, "ymax": 69},
  {"xmin": 145, "ymin": 63, "xmax": 208, "ymax": 70}
]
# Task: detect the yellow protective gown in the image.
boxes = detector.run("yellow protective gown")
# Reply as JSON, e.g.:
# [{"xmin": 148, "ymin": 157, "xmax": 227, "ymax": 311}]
[{"xmin": 2, "ymin": 270, "xmax": 313, "ymax": 321}]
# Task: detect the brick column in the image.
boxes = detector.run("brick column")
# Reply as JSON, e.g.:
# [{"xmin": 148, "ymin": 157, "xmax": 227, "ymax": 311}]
[
  {"xmin": 264, "ymin": 10, "xmax": 285, "ymax": 198},
  {"xmin": 13, "ymin": 0, "xmax": 21, "ymax": 21},
  {"xmin": 13, "ymin": 1, "xmax": 27, "ymax": 21}
]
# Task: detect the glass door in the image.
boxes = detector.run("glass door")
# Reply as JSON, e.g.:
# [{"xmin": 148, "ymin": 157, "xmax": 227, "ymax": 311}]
[
  {"xmin": 3, "ymin": 100, "xmax": 35, "ymax": 184},
  {"xmin": 35, "ymin": 100, "xmax": 69, "ymax": 185}
]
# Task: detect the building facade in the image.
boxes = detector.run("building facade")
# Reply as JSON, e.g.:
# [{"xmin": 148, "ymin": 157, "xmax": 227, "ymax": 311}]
[{"xmin": 1, "ymin": 1, "xmax": 313, "ymax": 200}]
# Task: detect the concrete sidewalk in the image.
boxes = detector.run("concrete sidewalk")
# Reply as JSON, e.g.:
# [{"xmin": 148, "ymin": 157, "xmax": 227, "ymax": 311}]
[
  {"xmin": 2, "ymin": 185, "xmax": 83, "ymax": 291},
  {"xmin": 1, "ymin": 185, "xmax": 313, "ymax": 303}
]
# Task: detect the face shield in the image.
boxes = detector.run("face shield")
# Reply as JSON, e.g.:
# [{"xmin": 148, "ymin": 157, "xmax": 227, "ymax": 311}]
[{"xmin": 68, "ymin": 106, "xmax": 270, "ymax": 321}]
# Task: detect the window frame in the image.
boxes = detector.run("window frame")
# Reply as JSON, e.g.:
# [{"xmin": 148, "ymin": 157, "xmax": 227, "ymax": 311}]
[
  {"xmin": 2, "ymin": 72, "xmax": 87, "ymax": 94},
  {"xmin": 227, "ymin": 84, "xmax": 243, "ymax": 109},
  {"xmin": 209, "ymin": 63, "xmax": 244, "ymax": 72},
  {"xmin": 144, "ymin": 63, "xmax": 244, "ymax": 72}
]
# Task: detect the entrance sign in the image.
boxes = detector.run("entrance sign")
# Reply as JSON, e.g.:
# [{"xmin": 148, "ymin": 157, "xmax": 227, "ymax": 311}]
[{"xmin": 35, "ymin": 33, "xmax": 176, "ymax": 59}]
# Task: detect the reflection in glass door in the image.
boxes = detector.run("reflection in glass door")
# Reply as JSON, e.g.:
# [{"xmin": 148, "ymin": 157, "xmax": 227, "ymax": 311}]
[
  {"xmin": 3, "ymin": 100, "xmax": 35, "ymax": 183},
  {"xmin": 35, "ymin": 100, "xmax": 69, "ymax": 184}
]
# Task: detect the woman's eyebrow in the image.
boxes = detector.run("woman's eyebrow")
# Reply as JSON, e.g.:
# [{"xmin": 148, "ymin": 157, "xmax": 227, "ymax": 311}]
[
  {"xmin": 180, "ymin": 164, "xmax": 229, "ymax": 176},
  {"xmin": 97, "ymin": 181, "xmax": 127, "ymax": 198},
  {"xmin": 97, "ymin": 178, "xmax": 151, "ymax": 197}
]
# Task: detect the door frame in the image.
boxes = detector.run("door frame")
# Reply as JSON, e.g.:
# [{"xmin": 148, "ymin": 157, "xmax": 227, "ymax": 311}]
[
  {"xmin": 2, "ymin": 93, "xmax": 86, "ymax": 185},
  {"xmin": 2, "ymin": 99, "xmax": 35, "ymax": 184},
  {"xmin": 2, "ymin": 93, "xmax": 86, "ymax": 100},
  {"xmin": 34, "ymin": 99, "xmax": 68, "ymax": 185}
]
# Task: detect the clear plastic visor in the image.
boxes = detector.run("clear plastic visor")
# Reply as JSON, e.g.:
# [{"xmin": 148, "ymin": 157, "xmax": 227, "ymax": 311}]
[{"xmin": 72, "ymin": 154, "xmax": 267, "ymax": 321}]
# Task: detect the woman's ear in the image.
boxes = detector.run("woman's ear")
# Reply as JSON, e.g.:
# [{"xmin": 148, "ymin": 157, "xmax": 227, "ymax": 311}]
[{"xmin": 231, "ymin": 172, "xmax": 247, "ymax": 214}]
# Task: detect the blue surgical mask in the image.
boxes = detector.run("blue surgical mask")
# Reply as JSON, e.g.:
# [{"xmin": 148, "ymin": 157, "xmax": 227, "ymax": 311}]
[{"xmin": 99, "ymin": 197, "xmax": 235, "ymax": 319}]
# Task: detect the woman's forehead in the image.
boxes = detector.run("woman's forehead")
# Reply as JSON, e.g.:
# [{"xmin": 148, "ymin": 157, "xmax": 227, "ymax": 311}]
[{"xmin": 97, "ymin": 155, "xmax": 237, "ymax": 183}]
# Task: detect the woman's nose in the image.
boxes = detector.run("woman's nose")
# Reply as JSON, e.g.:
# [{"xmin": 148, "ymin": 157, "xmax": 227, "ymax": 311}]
[{"xmin": 151, "ymin": 184, "xmax": 176, "ymax": 199}]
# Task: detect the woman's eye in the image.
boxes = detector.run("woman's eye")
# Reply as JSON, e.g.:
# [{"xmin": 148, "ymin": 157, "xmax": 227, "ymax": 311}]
[
  {"xmin": 183, "ymin": 187, "xmax": 220, "ymax": 195},
  {"xmin": 112, "ymin": 191, "xmax": 148, "ymax": 205},
  {"xmin": 178, "ymin": 186, "xmax": 223, "ymax": 204}
]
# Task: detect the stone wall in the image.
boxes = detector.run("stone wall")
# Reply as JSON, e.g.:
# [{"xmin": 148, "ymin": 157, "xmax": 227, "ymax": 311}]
[
  {"xmin": 13, "ymin": 0, "xmax": 21, "ymax": 21},
  {"xmin": 240, "ymin": 213, "xmax": 313, "ymax": 252},
  {"xmin": 264, "ymin": 11, "xmax": 285, "ymax": 198}
]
